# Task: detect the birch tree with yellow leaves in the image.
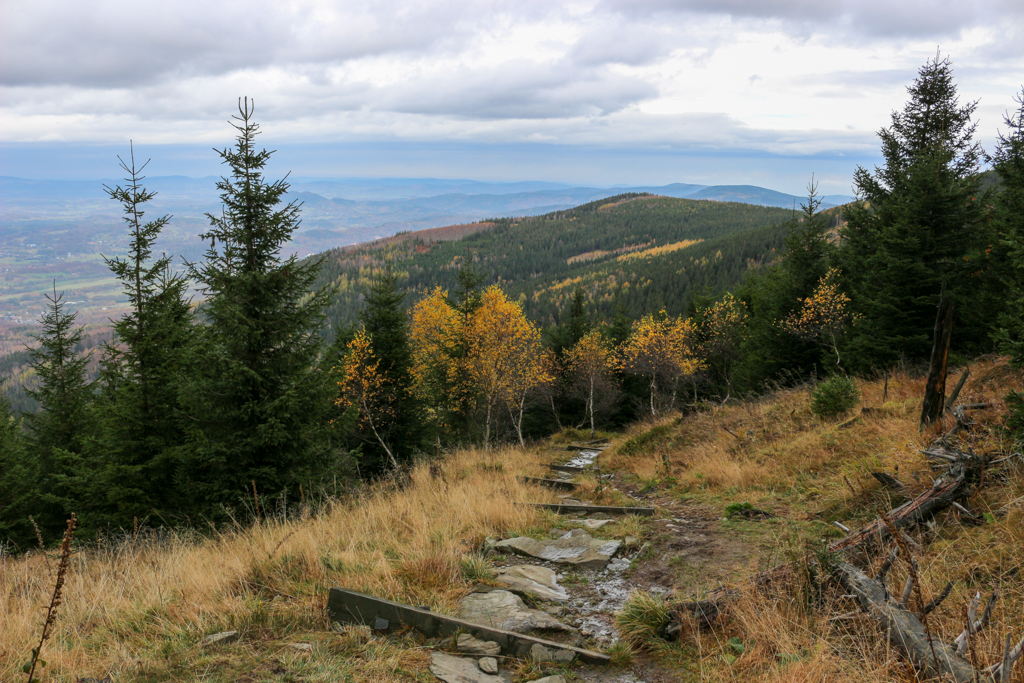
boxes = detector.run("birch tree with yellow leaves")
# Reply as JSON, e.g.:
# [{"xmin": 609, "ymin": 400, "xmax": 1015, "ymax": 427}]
[
  {"xmin": 782, "ymin": 268, "xmax": 857, "ymax": 371},
  {"xmin": 336, "ymin": 329, "xmax": 400, "ymax": 471},
  {"xmin": 409, "ymin": 286, "xmax": 464, "ymax": 430},
  {"xmin": 564, "ymin": 328, "xmax": 617, "ymax": 437},
  {"xmin": 617, "ymin": 312, "xmax": 701, "ymax": 416},
  {"xmin": 465, "ymin": 286, "xmax": 552, "ymax": 446}
]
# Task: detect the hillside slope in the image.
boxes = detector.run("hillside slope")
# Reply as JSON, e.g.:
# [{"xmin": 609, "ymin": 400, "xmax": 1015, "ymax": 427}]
[{"xmin": 3, "ymin": 358, "xmax": 1019, "ymax": 683}]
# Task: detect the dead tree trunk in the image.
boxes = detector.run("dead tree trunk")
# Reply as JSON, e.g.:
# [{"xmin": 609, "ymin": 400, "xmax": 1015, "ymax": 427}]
[
  {"xmin": 833, "ymin": 561, "xmax": 1023, "ymax": 682},
  {"xmin": 921, "ymin": 285, "xmax": 954, "ymax": 428}
]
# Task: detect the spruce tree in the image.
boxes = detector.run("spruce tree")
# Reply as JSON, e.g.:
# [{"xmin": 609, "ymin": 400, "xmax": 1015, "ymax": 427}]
[
  {"xmin": 23, "ymin": 285, "xmax": 93, "ymax": 532},
  {"xmin": 993, "ymin": 89, "xmax": 1024, "ymax": 440},
  {"xmin": 838, "ymin": 54, "xmax": 992, "ymax": 370},
  {"xmin": 181, "ymin": 99, "xmax": 334, "ymax": 512},
  {"xmin": 995, "ymin": 89, "xmax": 1024, "ymax": 365},
  {"xmin": 91, "ymin": 147, "xmax": 194, "ymax": 525},
  {"xmin": 355, "ymin": 263, "xmax": 423, "ymax": 473},
  {"xmin": 734, "ymin": 179, "xmax": 832, "ymax": 390}
]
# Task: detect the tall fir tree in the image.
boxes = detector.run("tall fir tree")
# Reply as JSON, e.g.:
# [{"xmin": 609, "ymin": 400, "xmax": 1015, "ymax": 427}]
[
  {"xmin": 837, "ymin": 54, "xmax": 992, "ymax": 370},
  {"xmin": 90, "ymin": 147, "xmax": 194, "ymax": 526},
  {"xmin": 23, "ymin": 286, "xmax": 93, "ymax": 533},
  {"xmin": 181, "ymin": 99, "xmax": 334, "ymax": 513}
]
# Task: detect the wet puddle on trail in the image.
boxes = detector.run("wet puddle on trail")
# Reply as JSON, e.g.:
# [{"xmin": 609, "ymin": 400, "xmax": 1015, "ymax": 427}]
[
  {"xmin": 563, "ymin": 552, "xmax": 669, "ymax": 647},
  {"xmin": 565, "ymin": 448, "xmax": 602, "ymax": 468}
]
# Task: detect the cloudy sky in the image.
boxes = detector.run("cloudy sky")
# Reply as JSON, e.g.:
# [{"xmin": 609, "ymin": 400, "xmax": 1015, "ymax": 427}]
[{"xmin": 2, "ymin": 0, "xmax": 1022, "ymax": 194}]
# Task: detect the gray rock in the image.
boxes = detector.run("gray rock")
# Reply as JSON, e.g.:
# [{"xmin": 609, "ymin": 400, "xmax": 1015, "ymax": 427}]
[
  {"xmin": 458, "ymin": 590, "xmax": 573, "ymax": 634},
  {"xmin": 528, "ymin": 677, "xmax": 567, "ymax": 683},
  {"xmin": 478, "ymin": 657, "xmax": 499, "ymax": 674},
  {"xmin": 456, "ymin": 633, "xmax": 501, "ymax": 656},
  {"xmin": 494, "ymin": 531, "xmax": 621, "ymax": 570},
  {"xmin": 288, "ymin": 642, "xmax": 313, "ymax": 652},
  {"xmin": 494, "ymin": 565, "xmax": 569, "ymax": 602},
  {"xmin": 607, "ymin": 557, "xmax": 631, "ymax": 572},
  {"xmin": 576, "ymin": 519, "xmax": 613, "ymax": 530},
  {"xmin": 529, "ymin": 643, "xmax": 576, "ymax": 664},
  {"xmin": 201, "ymin": 630, "xmax": 239, "ymax": 647},
  {"xmin": 430, "ymin": 652, "xmax": 504, "ymax": 683}
]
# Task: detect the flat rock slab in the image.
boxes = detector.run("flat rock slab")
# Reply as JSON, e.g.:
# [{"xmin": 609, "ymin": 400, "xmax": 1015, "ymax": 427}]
[
  {"xmin": 458, "ymin": 590, "xmax": 573, "ymax": 634},
  {"xmin": 430, "ymin": 652, "xmax": 509, "ymax": 683},
  {"xmin": 495, "ymin": 531, "xmax": 621, "ymax": 570},
  {"xmin": 494, "ymin": 565, "xmax": 569, "ymax": 602},
  {"xmin": 576, "ymin": 519, "xmax": 614, "ymax": 530}
]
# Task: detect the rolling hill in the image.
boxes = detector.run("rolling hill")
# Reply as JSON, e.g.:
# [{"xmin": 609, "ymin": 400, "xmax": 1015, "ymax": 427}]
[{"xmin": 310, "ymin": 194, "xmax": 846, "ymax": 335}]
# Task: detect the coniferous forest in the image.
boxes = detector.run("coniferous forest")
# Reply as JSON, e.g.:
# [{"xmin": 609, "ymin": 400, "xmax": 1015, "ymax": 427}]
[{"xmin": 2, "ymin": 56, "xmax": 1024, "ymax": 553}]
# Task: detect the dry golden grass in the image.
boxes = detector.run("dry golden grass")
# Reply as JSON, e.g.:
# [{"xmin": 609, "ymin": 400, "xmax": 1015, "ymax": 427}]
[
  {"xmin": 0, "ymin": 446, "xmax": 559, "ymax": 682},
  {"xmin": 4, "ymin": 360, "xmax": 1022, "ymax": 683},
  {"xmin": 606, "ymin": 358, "xmax": 1024, "ymax": 682}
]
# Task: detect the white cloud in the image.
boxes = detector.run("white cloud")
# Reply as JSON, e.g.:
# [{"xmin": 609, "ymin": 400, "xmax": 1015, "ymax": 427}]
[{"xmin": 1, "ymin": 0, "xmax": 1020, "ymax": 174}]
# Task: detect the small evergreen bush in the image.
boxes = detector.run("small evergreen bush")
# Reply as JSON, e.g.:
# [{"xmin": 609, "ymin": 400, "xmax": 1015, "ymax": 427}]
[{"xmin": 811, "ymin": 375, "xmax": 860, "ymax": 418}]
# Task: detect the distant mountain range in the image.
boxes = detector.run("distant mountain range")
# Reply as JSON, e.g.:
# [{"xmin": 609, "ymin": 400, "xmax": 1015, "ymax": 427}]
[{"xmin": 0, "ymin": 175, "xmax": 853, "ymax": 256}]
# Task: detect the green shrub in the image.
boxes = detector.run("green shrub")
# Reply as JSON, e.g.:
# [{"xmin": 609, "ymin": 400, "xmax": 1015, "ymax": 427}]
[{"xmin": 811, "ymin": 375, "xmax": 860, "ymax": 418}]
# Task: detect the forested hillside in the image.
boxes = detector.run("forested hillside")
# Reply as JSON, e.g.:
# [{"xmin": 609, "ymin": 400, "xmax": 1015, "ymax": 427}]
[{"xmin": 312, "ymin": 195, "xmax": 840, "ymax": 333}]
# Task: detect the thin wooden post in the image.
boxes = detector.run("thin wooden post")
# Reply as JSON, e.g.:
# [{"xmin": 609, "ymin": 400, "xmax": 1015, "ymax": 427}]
[{"xmin": 921, "ymin": 285, "xmax": 954, "ymax": 429}]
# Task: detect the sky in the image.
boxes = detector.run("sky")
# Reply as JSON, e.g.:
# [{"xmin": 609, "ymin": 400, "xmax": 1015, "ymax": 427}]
[{"xmin": 2, "ymin": 0, "xmax": 1022, "ymax": 195}]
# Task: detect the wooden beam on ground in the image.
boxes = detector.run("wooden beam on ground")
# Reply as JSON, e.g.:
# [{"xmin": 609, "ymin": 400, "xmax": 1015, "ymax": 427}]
[
  {"xmin": 327, "ymin": 587, "xmax": 611, "ymax": 665},
  {"xmin": 519, "ymin": 476, "xmax": 579, "ymax": 491},
  {"xmin": 528, "ymin": 503, "xmax": 655, "ymax": 516},
  {"xmin": 566, "ymin": 444, "xmax": 606, "ymax": 451},
  {"xmin": 549, "ymin": 463, "xmax": 590, "ymax": 474}
]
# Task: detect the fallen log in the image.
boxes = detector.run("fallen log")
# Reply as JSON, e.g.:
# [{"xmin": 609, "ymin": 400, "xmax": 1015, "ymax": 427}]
[{"xmin": 833, "ymin": 562, "xmax": 1023, "ymax": 682}]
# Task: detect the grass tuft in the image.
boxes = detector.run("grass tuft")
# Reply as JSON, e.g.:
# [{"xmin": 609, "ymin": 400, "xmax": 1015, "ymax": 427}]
[{"xmin": 616, "ymin": 590, "xmax": 671, "ymax": 649}]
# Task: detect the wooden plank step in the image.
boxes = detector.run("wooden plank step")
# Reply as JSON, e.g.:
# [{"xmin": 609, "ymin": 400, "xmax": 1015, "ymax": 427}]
[
  {"xmin": 327, "ymin": 587, "xmax": 611, "ymax": 665},
  {"xmin": 527, "ymin": 503, "xmax": 655, "ymax": 516},
  {"xmin": 549, "ymin": 463, "xmax": 590, "ymax": 474},
  {"xmin": 518, "ymin": 476, "xmax": 579, "ymax": 491}
]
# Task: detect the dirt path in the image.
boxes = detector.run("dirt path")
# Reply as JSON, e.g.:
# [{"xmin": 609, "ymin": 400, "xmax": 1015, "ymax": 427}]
[{"xmin": 502, "ymin": 447, "xmax": 768, "ymax": 682}]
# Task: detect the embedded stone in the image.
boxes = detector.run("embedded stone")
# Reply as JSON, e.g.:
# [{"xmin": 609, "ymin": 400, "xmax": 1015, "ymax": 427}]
[
  {"xmin": 529, "ymin": 643, "xmax": 576, "ymax": 664},
  {"xmin": 458, "ymin": 590, "xmax": 573, "ymax": 634},
  {"xmin": 430, "ymin": 652, "xmax": 504, "ymax": 683},
  {"xmin": 494, "ymin": 565, "xmax": 569, "ymax": 602},
  {"xmin": 478, "ymin": 657, "xmax": 499, "ymax": 674},
  {"xmin": 456, "ymin": 633, "xmax": 501, "ymax": 656}
]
